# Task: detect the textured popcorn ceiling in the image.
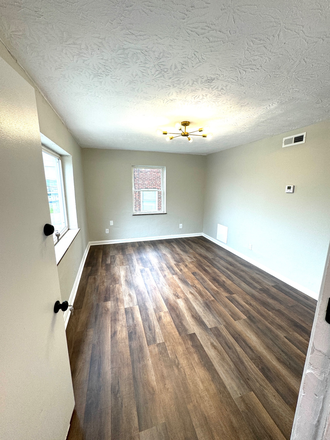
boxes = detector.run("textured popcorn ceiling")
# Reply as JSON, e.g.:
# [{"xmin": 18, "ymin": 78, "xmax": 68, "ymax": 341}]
[{"xmin": 0, "ymin": 0, "xmax": 330, "ymax": 154}]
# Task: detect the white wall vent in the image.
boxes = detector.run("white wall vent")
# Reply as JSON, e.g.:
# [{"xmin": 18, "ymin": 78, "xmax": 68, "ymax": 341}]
[
  {"xmin": 217, "ymin": 224, "xmax": 228, "ymax": 244},
  {"xmin": 282, "ymin": 132, "xmax": 306, "ymax": 148}
]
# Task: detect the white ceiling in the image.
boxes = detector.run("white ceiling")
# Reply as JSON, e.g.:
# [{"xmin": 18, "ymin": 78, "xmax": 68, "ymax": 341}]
[{"xmin": 0, "ymin": 0, "xmax": 330, "ymax": 155}]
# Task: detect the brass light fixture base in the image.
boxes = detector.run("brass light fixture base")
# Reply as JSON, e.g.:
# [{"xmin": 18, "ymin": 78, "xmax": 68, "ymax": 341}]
[{"xmin": 181, "ymin": 121, "xmax": 190, "ymax": 136}]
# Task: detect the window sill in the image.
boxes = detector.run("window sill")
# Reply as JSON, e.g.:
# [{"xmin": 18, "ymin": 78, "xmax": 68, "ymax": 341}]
[
  {"xmin": 133, "ymin": 212, "xmax": 167, "ymax": 216},
  {"xmin": 55, "ymin": 228, "xmax": 80, "ymax": 265}
]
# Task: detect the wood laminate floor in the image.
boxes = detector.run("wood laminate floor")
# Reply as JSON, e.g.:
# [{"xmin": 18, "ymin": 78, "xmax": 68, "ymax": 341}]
[{"xmin": 66, "ymin": 237, "xmax": 316, "ymax": 440}]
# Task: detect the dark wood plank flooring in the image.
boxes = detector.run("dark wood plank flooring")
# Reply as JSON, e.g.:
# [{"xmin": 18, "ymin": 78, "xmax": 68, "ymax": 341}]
[{"xmin": 66, "ymin": 237, "xmax": 316, "ymax": 440}]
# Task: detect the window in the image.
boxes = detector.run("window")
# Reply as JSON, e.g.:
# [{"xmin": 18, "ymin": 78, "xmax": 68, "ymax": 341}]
[
  {"xmin": 41, "ymin": 133, "xmax": 80, "ymax": 264},
  {"xmin": 42, "ymin": 147, "xmax": 68, "ymax": 241},
  {"xmin": 133, "ymin": 166, "xmax": 166, "ymax": 214}
]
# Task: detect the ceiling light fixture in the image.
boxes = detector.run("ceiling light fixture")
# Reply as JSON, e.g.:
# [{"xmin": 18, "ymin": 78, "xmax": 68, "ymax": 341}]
[{"xmin": 158, "ymin": 121, "xmax": 212, "ymax": 142}]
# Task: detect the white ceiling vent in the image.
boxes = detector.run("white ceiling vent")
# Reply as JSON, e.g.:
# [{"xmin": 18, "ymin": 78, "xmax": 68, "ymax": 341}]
[{"xmin": 282, "ymin": 132, "xmax": 306, "ymax": 148}]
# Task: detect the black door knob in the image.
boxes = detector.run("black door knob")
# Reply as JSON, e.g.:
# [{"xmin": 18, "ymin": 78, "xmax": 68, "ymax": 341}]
[
  {"xmin": 54, "ymin": 301, "xmax": 69, "ymax": 313},
  {"xmin": 44, "ymin": 223, "xmax": 55, "ymax": 236}
]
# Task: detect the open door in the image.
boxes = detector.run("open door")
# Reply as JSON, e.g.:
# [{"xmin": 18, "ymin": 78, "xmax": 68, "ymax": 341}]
[{"xmin": 0, "ymin": 57, "xmax": 74, "ymax": 439}]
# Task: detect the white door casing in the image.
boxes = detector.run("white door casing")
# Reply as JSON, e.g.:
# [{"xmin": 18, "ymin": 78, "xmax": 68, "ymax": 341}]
[
  {"xmin": 0, "ymin": 57, "xmax": 74, "ymax": 439},
  {"xmin": 291, "ymin": 243, "xmax": 330, "ymax": 439}
]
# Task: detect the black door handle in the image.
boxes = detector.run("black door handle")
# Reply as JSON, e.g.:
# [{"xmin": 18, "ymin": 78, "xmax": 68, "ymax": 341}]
[
  {"xmin": 44, "ymin": 223, "xmax": 55, "ymax": 236},
  {"xmin": 54, "ymin": 301, "xmax": 69, "ymax": 313}
]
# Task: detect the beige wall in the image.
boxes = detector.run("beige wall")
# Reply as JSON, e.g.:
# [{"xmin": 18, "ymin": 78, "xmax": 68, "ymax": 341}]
[
  {"xmin": 82, "ymin": 149, "xmax": 206, "ymax": 241},
  {"xmin": 0, "ymin": 42, "xmax": 89, "ymax": 302},
  {"xmin": 203, "ymin": 120, "xmax": 330, "ymax": 296}
]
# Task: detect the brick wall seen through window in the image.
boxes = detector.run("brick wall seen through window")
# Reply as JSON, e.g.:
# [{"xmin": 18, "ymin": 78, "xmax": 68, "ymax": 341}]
[{"xmin": 133, "ymin": 166, "xmax": 166, "ymax": 213}]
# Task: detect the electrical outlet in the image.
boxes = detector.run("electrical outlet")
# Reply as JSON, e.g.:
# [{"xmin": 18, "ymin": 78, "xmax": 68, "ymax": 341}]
[
  {"xmin": 248, "ymin": 243, "xmax": 252, "ymax": 250},
  {"xmin": 105, "ymin": 229, "xmax": 109, "ymax": 234},
  {"xmin": 179, "ymin": 224, "xmax": 183, "ymax": 229},
  {"xmin": 110, "ymin": 220, "xmax": 113, "ymax": 226}
]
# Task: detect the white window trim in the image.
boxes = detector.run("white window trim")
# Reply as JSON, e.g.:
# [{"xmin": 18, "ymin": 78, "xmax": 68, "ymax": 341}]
[
  {"xmin": 132, "ymin": 165, "xmax": 166, "ymax": 215},
  {"xmin": 41, "ymin": 133, "xmax": 80, "ymax": 265},
  {"xmin": 42, "ymin": 146, "xmax": 69, "ymax": 243},
  {"xmin": 54, "ymin": 228, "xmax": 80, "ymax": 265}
]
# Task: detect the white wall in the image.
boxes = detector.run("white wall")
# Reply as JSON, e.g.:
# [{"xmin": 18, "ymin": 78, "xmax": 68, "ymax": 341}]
[
  {"xmin": 0, "ymin": 42, "xmax": 89, "ymax": 303},
  {"xmin": 82, "ymin": 149, "xmax": 206, "ymax": 242},
  {"xmin": 203, "ymin": 120, "xmax": 330, "ymax": 296}
]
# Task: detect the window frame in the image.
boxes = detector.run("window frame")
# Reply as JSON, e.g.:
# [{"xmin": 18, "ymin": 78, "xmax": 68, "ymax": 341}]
[
  {"xmin": 132, "ymin": 165, "xmax": 166, "ymax": 215},
  {"xmin": 42, "ymin": 146, "xmax": 69, "ymax": 243}
]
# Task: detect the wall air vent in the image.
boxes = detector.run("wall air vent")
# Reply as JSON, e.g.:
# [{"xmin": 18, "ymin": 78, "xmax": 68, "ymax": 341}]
[
  {"xmin": 217, "ymin": 224, "xmax": 228, "ymax": 244},
  {"xmin": 282, "ymin": 132, "xmax": 306, "ymax": 148}
]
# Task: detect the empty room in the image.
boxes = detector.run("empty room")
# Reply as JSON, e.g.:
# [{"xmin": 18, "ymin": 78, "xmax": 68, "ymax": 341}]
[{"xmin": 1, "ymin": 1, "xmax": 330, "ymax": 439}]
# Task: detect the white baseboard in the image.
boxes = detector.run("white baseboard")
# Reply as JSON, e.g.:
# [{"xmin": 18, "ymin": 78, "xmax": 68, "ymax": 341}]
[
  {"xmin": 89, "ymin": 232, "xmax": 203, "ymax": 246},
  {"xmin": 63, "ymin": 242, "xmax": 91, "ymax": 328},
  {"xmin": 202, "ymin": 233, "xmax": 318, "ymax": 300}
]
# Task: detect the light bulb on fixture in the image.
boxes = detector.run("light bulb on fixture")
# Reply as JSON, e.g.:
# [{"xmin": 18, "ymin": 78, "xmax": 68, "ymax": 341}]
[
  {"xmin": 158, "ymin": 121, "xmax": 213, "ymax": 143},
  {"xmin": 207, "ymin": 134, "xmax": 213, "ymax": 140},
  {"xmin": 156, "ymin": 129, "xmax": 162, "ymax": 136}
]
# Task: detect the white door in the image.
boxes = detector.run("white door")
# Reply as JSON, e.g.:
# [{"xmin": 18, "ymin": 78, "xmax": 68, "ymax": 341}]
[{"xmin": 0, "ymin": 57, "xmax": 74, "ymax": 439}]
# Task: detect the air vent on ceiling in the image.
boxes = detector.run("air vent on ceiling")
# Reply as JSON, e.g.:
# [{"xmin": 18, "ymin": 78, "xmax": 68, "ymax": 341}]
[{"xmin": 282, "ymin": 132, "xmax": 306, "ymax": 148}]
